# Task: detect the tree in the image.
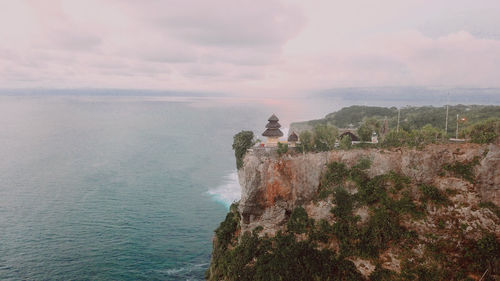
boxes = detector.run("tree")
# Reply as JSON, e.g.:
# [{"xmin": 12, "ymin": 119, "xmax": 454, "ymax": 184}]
[
  {"xmin": 313, "ymin": 124, "xmax": 338, "ymax": 151},
  {"xmin": 465, "ymin": 118, "xmax": 500, "ymax": 144},
  {"xmin": 381, "ymin": 130, "xmax": 410, "ymax": 147},
  {"xmin": 277, "ymin": 142, "xmax": 288, "ymax": 156},
  {"xmin": 358, "ymin": 117, "xmax": 381, "ymax": 141},
  {"xmin": 418, "ymin": 124, "xmax": 443, "ymax": 144},
  {"xmin": 339, "ymin": 135, "xmax": 352, "ymax": 150},
  {"xmin": 297, "ymin": 131, "xmax": 313, "ymax": 152},
  {"xmin": 232, "ymin": 131, "xmax": 254, "ymax": 169}
]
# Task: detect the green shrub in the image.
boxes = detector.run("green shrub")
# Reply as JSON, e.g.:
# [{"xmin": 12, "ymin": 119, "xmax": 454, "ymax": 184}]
[
  {"xmin": 462, "ymin": 232, "xmax": 500, "ymax": 276},
  {"xmin": 359, "ymin": 208, "xmax": 405, "ymax": 257},
  {"xmin": 253, "ymin": 232, "xmax": 364, "ymax": 281},
  {"xmin": 232, "ymin": 130, "xmax": 254, "ymax": 169},
  {"xmin": 321, "ymin": 162, "xmax": 350, "ymax": 188},
  {"xmin": 331, "ymin": 187, "xmax": 355, "ymax": 218},
  {"xmin": 215, "ymin": 206, "xmax": 241, "ymax": 249},
  {"xmin": 353, "ymin": 157, "xmax": 372, "ymax": 170},
  {"xmin": 276, "ymin": 142, "xmax": 288, "ymax": 156},
  {"xmin": 400, "ymin": 263, "xmax": 442, "ymax": 281},
  {"xmin": 355, "ymin": 173, "xmax": 386, "ymax": 205},
  {"xmin": 442, "ymin": 158, "xmax": 479, "ymax": 183},
  {"xmin": 357, "ymin": 117, "xmax": 381, "ymax": 141},
  {"xmin": 308, "ymin": 219, "xmax": 332, "ymax": 243},
  {"xmin": 297, "ymin": 131, "xmax": 313, "ymax": 152},
  {"xmin": 339, "ymin": 134, "xmax": 352, "ymax": 150},
  {"xmin": 419, "ymin": 184, "xmax": 448, "ymax": 205},
  {"xmin": 387, "ymin": 171, "xmax": 411, "ymax": 191},
  {"xmin": 349, "ymin": 166, "xmax": 370, "ymax": 187},
  {"xmin": 381, "ymin": 191, "xmax": 425, "ymax": 219},
  {"xmin": 312, "ymin": 124, "xmax": 338, "ymax": 151},
  {"xmin": 209, "ymin": 229, "xmax": 364, "ymax": 281},
  {"xmin": 465, "ymin": 118, "xmax": 500, "ymax": 144},
  {"xmin": 477, "ymin": 233, "xmax": 500, "ymax": 261},
  {"xmin": 287, "ymin": 206, "xmax": 311, "ymax": 234},
  {"xmin": 381, "ymin": 125, "xmax": 444, "ymax": 148},
  {"xmin": 381, "ymin": 130, "xmax": 411, "ymax": 147},
  {"xmin": 369, "ymin": 265, "xmax": 398, "ymax": 280}
]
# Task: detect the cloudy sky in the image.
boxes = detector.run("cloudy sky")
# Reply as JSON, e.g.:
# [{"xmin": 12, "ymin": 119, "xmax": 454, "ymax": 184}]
[{"xmin": 1, "ymin": 0, "xmax": 500, "ymax": 97}]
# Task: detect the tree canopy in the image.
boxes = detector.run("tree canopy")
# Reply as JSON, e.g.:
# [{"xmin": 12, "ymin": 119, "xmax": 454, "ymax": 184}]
[{"xmin": 232, "ymin": 131, "xmax": 254, "ymax": 169}]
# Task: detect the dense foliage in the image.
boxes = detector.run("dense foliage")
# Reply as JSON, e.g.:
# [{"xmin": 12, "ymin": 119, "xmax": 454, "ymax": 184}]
[
  {"xmin": 208, "ymin": 205, "xmax": 364, "ymax": 281},
  {"xmin": 339, "ymin": 134, "xmax": 352, "ymax": 150},
  {"xmin": 232, "ymin": 130, "xmax": 254, "ymax": 169},
  {"xmin": 297, "ymin": 130, "xmax": 313, "ymax": 152},
  {"xmin": 441, "ymin": 157, "xmax": 480, "ymax": 183},
  {"xmin": 276, "ymin": 142, "xmax": 288, "ymax": 156},
  {"xmin": 419, "ymin": 184, "xmax": 449, "ymax": 205},
  {"xmin": 312, "ymin": 124, "xmax": 338, "ymax": 151},
  {"xmin": 291, "ymin": 105, "xmax": 500, "ymax": 140},
  {"xmin": 325, "ymin": 106, "xmax": 396, "ymax": 128},
  {"xmin": 297, "ymin": 124, "xmax": 338, "ymax": 152},
  {"xmin": 380, "ymin": 125, "xmax": 444, "ymax": 148},
  {"xmin": 215, "ymin": 204, "xmax": 241, "ymax": 250},
  {"xmin": 291, "ymin": 106, "xmax": 499, "ymax": 153},
  {"xmin": 320, "ymin": 160, "xmax": 422, "ymax": 258},
  {"xmin": 357, "ymin": 117, "xmax": 381, "ymax": 141},
  {"xmin": 464, "ymin": 118, "xmax": 500, "ymax": 144}
]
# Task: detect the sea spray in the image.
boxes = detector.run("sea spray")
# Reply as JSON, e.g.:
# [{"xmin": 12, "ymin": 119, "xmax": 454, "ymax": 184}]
[{"xmin": 207, "ymin": 171, "xmax": 241, "ymax": 209}]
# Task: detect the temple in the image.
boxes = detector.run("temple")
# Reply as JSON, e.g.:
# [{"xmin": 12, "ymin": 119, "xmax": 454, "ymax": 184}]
[
  {"xmin": 288, "ymin": 131, "xmax": 298, "ymax": 147},
  {"xmin": 262, "ymin": 114, "xmax": 284, "ymax": 146}
]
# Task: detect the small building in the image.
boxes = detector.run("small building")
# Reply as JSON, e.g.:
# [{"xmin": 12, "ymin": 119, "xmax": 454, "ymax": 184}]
[
  {"xmin": 371, "ymin": 131, "xmax": 378, "ymax": 143},
  {"xmin": 339, "ymin": 131, "xmax": 360, "ymax": 142},
  {"xmin": 262, "ymin": 114, "xmax": 284, "ymax": 146},
  {"xmin": 288, "ymin": 131, "xmax": 298, "ymax": 147}
]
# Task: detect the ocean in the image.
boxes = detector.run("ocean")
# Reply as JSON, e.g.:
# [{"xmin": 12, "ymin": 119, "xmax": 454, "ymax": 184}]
[
  {"xmin": 0, "ymin": 95, "xmax": 340, "ymax": 280},
  {"xmin": 1, "ymin": 93, "xmax": 494, "ymax": 280}
]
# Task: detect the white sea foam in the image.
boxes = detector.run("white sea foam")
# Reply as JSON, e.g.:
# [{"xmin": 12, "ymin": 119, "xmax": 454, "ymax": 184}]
[
  {"xmin": 164, "ymin": 262, "xmax": 209, "ymax": 280},
  {"xmin": 208, "ymin": 171, "xmax": 241, "ymax": 209}
]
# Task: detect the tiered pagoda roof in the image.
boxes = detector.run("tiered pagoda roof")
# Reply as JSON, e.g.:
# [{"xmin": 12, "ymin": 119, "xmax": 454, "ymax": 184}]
[{"xmin": 262, "ymin": 114, "xmax": 284, "ymax": 137}]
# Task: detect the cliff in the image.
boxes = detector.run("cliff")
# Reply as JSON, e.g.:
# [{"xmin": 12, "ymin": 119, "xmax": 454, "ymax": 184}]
[{"xmin": 207, "ymin": 143, "xmax": 500, "ymax": 280}]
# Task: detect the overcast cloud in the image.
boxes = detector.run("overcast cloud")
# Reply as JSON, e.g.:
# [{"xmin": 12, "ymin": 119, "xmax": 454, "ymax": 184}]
[{"xmin": 0, "ymin": 0, "xmax": 499, "ymax": 96}]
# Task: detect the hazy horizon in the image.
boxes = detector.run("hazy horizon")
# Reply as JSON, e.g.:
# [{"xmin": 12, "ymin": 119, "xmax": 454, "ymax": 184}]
[{"xmin": 2, "ymin": 0, "xmax": 500, "ymax": 98}]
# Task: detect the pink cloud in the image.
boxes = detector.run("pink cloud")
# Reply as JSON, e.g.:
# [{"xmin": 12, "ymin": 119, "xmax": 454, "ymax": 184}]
[{"xmin": 0, "ymin": 0, "xmax": 499, "ymax": 96}]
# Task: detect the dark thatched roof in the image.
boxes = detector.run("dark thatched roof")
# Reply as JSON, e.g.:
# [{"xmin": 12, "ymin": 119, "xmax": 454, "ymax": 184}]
[
  {"xmin": 339, "ymin": 131, "xmax": 359, "ymax": 141},
  {"xmin": 288, "ymin": 131, "xmax": 298, "ymax": 142},
  {"xmin": 268, "ymin": 114, "xmax": 279, "ymax": 121},
  {"xmin": 266, "ymin": 121, "xmax": 281, "ymax": 129},
  {"xmin": 262, "ymin": 128, "xmax": 284, "ymax": 137},
  {"xmin": 263, "ymin": 114, "xmax": 283, "ymax": 137}
]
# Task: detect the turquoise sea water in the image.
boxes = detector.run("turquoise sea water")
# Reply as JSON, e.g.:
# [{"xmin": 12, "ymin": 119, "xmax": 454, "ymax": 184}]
[
  {"xmin": 2, "ymin": 93, "xmax": 490, "ymax": 280},
  {"xmin": 0, "ymin": 96, "xmax": 274, "ymax": 280}
]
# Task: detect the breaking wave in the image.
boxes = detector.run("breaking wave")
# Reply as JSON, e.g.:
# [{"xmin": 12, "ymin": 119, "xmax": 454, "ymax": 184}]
[{"xmin": 208, "ymin": 171, "xmax": 241, "ymax": 209}]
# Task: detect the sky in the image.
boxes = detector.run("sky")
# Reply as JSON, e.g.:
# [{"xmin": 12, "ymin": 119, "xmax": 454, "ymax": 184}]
[{"xmin": 1, "ymin": 0, "xmax": 500, "ymax": 97}]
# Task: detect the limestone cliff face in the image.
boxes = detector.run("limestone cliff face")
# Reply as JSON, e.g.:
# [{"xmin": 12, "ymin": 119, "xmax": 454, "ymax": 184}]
[
  {"xmin": 238, "ymin": 143, "xmax": 499, "ymax": 237},
  {"xmin": 208, "ymin": 143, "xmax": 499, "ymax": 280}
]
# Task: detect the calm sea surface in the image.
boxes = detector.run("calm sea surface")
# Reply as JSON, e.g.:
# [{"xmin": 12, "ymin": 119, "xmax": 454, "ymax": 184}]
[
  {"xmin": 1, "ymin": 93, "xmax": 488, "ymax": 280},
  {"xmin": 0, "ymin": 95, "xmax": 279, "ymax": 280}
]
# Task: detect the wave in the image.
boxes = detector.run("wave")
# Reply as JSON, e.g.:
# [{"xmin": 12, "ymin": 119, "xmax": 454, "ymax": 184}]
[
  {"xmin": 164, "ymin": 262, "xmax": 209, "ymax": 280},
  {"xmin": 207, "ymin": 171, "xmax": 241, "ymax": 209}
]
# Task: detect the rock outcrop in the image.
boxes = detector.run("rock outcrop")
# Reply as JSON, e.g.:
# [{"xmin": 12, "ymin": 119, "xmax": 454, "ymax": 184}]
[
  {"xmin": 238, "ymin": 144, "xmax": 499, "ymax": 236},
  {"xmin": 208, "ymin": 143, "xmax": 499, "ymax": 280}
]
